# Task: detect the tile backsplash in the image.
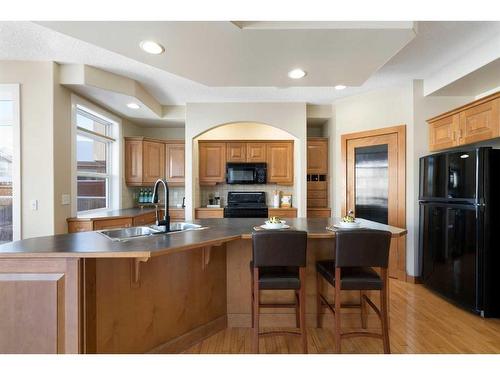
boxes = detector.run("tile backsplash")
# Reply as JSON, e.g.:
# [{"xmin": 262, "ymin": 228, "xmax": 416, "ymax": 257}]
[
  {"xmin": 127, "ymin": 186, "xmax": 186, "ymax": 207},
  {"xmin": 200, "ymin": 184, "xmax": 294, "ymax": 207}
]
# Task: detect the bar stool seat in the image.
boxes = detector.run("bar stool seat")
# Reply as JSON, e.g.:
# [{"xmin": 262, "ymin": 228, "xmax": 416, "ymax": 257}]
[
  {"xmin": 250, "ymin": 261, "xmax": 300, "ymax": 290},
  {"xmin": 316, "ymin": 260, "xmax": 383, "ymax": 290}
]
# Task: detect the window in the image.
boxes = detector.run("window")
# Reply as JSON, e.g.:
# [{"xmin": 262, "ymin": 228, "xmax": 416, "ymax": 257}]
[
  {"xmin": 73, "ymin": 97, "xmax": 120, "ymax": 214},
  {"xmin": 0, "ymin": 84, "xmax": 20, "ymax": 243}
]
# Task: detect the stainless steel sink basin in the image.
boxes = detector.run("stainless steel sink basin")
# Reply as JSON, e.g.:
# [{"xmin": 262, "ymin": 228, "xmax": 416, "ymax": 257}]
[{"xmin": 98, "ymin": 223, "xmax": 204, "ymax": 241}]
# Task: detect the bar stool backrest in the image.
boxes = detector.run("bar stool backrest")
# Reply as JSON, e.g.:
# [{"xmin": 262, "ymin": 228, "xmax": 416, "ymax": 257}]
[
  {"xmin": 335, "ymin": 229, "xmax": 391, "ymax": 268},
  {"xmin": 252, "ymin": 230, "xmax": 307, "ymax": 267}
]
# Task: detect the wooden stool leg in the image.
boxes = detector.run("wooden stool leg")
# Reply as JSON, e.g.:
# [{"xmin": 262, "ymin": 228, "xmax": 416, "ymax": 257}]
[
  {"xmin": 295, "ymin": 291, "xmax": 300, "ymax": 329},
  {"xmin": 299, "ymin": 267, "xmax": 308, "ymax": 354},
  {"xmin": 334, "ymin": 268, "xmax": 342, "ymax": 353},
  {"xmin": 360, "ymin": 291, "xmax": 367, "ymax": 329},
  {"xmin": 316, "ymin": 271, "xmax": 322, "ymax": 328},
  {"xmin": 251, "ymin": 269, "xmax": 254, "ymax": 329},
  {"xmin": 252, "ymin": 268, "xmax": 260, "ymax": 354},
  {"xmin": 380, "ymin": 269, "xmax": 391, "ymax": 354}
]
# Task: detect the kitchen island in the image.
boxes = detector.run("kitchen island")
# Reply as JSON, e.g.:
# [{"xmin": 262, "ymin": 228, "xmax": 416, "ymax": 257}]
[{"xmin": 0, "ymin": 218, "xmax": 406, "ymax": 354}]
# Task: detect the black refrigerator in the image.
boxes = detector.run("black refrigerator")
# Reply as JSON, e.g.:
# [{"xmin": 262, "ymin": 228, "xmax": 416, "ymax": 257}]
[{"xmin": 419, "ymin": 147, "xmax": 500, "ymax": 317}]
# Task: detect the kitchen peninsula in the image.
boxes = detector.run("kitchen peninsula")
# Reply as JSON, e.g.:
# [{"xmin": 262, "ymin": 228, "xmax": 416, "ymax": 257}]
[{"xmin": 0, "ymin": 218, "xmax": 406, "ymax": 354}]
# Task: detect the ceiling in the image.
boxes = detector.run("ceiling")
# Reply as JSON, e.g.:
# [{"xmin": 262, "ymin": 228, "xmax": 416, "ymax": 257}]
[
  {"xmin": 35, "ymin": 21, "xmax": 416, "ymax": 87},
  {"xmin": 0, "ymin": 21, "xmax": 499, "ymax": 125}
]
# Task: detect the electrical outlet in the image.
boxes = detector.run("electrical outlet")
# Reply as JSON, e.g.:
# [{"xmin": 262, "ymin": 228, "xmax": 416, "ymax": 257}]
[
  {"xmin": 30, "ymin": 199, "xmax": 38, "ymax": 211},
  {"xmin": 61, "ymin": 194, "xmax": 71, "ymax": 205}
]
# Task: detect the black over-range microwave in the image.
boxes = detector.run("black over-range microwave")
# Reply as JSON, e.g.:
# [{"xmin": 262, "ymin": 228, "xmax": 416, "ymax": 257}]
[{"xmin": 226, "ymin": 163, "xmax": 267, "ymax": 184}]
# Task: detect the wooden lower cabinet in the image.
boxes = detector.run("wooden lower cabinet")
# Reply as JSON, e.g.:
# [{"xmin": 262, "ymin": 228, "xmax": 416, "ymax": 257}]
[
  {"xmin": 0, "ymin": 258, "xmax": 80, "ymax": 353},
  {"xmin": 133, "ymin": 212, "xmax": 157, "ymax": 226},
  {"xmin": 268, "ymin": 208, "xmax": 297, "ymax": 218},
  {"xmin": 195, "ymin": 208, "xmax": 224, "ymax": 219},
  {"xmin": 93, "ymin": 218, "xmax": 133, "ymax": 231}
]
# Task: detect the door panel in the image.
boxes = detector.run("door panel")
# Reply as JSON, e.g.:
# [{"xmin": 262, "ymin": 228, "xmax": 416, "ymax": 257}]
[
  {"xmin": 459, "ymin": 99, "xmax": 499, "ymax": 145},
  {"xmin": 307, "ymin": 139, "xmax": 328, "ymax": 174},
  {"xmin": 226, "ymin": 143, "xmax": 247, "ymax": 162},
  {"xmin": 266, "ymin": 142, "xmax": 293, "ymax": 185},
  {"xmin": 143, "ymin": 141, "xmax": 165, "ymax": 184},
  {"xmin": 165, "ymin": 143, "xmax": 185, "ymax": 185},
  {"xmin": 343, "ymin": 126, "xmax": 406, "ymax": 280},
  {"xmin": 199, "ymin": 142, "xmax": 226, "ymax": 185},
  {"xmin": 246, "ymin": 143, "xmax": 266, "ymax": 162},
  {"xmin": 429, "ymin": 114, "xmax": 459, "ymax": 151}
]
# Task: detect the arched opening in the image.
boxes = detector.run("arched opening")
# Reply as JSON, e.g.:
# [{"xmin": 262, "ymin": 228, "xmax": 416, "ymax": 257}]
[{"xmin": 192, "ymin": 121, "xmax": 300, "ymax": 213}]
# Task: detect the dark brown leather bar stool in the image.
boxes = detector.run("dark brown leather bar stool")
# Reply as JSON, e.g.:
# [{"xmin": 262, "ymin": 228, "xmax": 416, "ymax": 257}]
[
  {"xmin": 316, "ymin": 229, "xmax": 391, "ymax": 354},
  {"xmin": 251, "ymin": 230, "xmax": 308, "ymax": 354}
]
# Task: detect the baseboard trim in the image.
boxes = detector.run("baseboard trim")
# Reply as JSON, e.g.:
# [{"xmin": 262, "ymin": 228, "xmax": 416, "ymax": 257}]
[
  {"xmin": 148, "ymin": 315, "xmax": 227, "ymax": 354},
  {"xmin": 406, "ymin": 275, "xmax": 422, "ymax": 284}
]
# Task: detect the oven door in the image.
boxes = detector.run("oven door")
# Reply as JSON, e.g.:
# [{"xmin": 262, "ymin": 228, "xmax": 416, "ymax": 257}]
[{"xmin": 226, "ymin": 163, "xmax": 257, "ymax": 184}]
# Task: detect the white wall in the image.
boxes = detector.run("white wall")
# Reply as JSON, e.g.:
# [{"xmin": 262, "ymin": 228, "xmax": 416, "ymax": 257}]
[
  {"xmin": 0, "ymin": 61, "xmax": 55, "ymax": 238},
  {"xmin": 185, "ymin": 103, "xmax": 307, "ymax": 220}
]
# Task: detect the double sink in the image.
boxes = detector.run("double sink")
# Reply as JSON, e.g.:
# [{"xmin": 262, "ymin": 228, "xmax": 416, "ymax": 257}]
[{"xmin": 99, "ymin": 222, "xmax": 204, "ymax": 241}]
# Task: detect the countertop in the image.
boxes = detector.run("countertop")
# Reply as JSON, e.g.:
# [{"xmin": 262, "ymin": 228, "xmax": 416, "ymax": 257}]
[
  {"xmin": 69, "ymin": 207, "xmax": 184, "ymax": 221},
  {"xmin": 0, "ymin": 218, "xmax": 407, "ymax": 259}
]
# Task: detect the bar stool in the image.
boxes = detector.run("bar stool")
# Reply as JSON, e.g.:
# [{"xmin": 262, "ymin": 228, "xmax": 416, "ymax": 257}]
[
  {"xmin": 251, "ymin": 230, "xmax": 308, "ymax": 354},
  {"xmin": 316, "ymin": 229, "xmax": 391, "ymax": 354}
]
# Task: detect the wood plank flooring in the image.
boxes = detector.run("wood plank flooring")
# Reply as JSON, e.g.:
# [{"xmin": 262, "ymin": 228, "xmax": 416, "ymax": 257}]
[{"xmin": 184, "ymin": 280, "xmax": 500, "ymax": 354}]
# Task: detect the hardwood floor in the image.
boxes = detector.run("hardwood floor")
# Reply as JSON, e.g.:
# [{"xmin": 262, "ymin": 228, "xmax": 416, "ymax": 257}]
[{"xmin": 184, "ymin": 280, "xmax": 500, "ymax": 354}]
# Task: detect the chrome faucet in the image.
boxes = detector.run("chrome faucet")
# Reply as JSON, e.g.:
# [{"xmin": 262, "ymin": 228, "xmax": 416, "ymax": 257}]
[{"xmin": 151, "ymin": 179, "xmax": 170, "ymax": 232}]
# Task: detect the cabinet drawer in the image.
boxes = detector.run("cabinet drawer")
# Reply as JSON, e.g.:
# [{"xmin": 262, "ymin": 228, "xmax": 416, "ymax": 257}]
[
  {"xmin": 67, "ymin": 221, "xmax": 93, "ymax": 233},
  {"xmin": 170, "ymin": 209, "xmax": 185, "ymax": 221},
  {"xmin": 307, "ymin": 208, "xmax": 331, "ymax": 218},
  {"xmin": 93, "ymin": 218, "xmax": 133, "ymax": 230},
  {"xmin": 268, "ymin": 208, "xmax": 297, "ymax": 218},
  {"xmin": 307, "ymin": 181, "xmax": 328, "ymax": 191},
  {"xmin": 195, "ymin": 208, "xmax": 224, "ymax": 219},
  {"xmin": 133, "ymin": 212, "xmax": 156, "ymax": 226},
  {"xmin": 308, "ymin": 190, "xmax": 327, "ymax": 199}
]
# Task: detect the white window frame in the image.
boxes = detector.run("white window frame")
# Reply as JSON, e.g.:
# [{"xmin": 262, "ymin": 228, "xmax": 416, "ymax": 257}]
[
  {"xmin": 71, "ymin": 95, "xmax": 122, "ymax": 216},
  {"xmin": 0, "ymin": 84, "xmax": 21, "ymax": 241}
]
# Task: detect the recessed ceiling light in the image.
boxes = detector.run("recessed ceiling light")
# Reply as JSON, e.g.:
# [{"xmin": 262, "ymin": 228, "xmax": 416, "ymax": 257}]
[
  {"xmin": 288, "ymin": 69, "xmax": 306, "ymax": 79},
  {"xmin": 139, "ymin": 40, "xmax": 165, "ymax": 55},
  {"xmin": 127, "ymin": 103, "xmax": 140, "ymax": 110},
  {"xmin": 335, "ymin": 85, "xmax": 347, "ymax": 90}
]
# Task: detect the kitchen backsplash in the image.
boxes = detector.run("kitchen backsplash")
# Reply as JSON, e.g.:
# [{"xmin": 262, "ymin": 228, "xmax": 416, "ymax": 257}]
[
  {"xmin": 126, "ymin": 186, "xmax": 186, "ymax": 207},
  {"xmin": 200, "ymin": 184, "xmax": 293, "ymax": 207}
]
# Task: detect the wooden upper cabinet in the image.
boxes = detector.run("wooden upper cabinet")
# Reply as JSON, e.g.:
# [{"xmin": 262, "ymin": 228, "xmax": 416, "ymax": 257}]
[
  {"xmin": 266, "ymin": 142, "xmax": 294, "ymax": 185},
  {"xmin": 199, "ymin": 142, "xmax": 226, "ymax": 185},
  {"xmin": 125, "ymin": 139, "xmax": 143, "ymax": 185},
  {"xmin": 246, "ymin": 142, "xmax": 266, "ymax": 162},
  {"xmin": 125, "ymin": 137, "xmax": 165, "ymax": 186},
  {"xmin": 459, "ymin": 98, "xmax": 499, "ymax": 145},
  {"xmin": 307, "ymin": 138, "xmax": 328, "ymax": 174},
  {"xmin": 226, "ymin": 142, "xmax": 247, "ymax": 162},
  {"xmin": 165, "ymin": 142, "xmax": 185, "ymax": 186},
  {"xmin": 427, "ymin": 92, "xmax": 500, "ymax": 151},
  {"xmin": 428, "ymin": 114, "xmax": 460, "ymax": 152},
  {"xmin": 142, "ymin": 141, "xmax": 165, "ymax": 184}
]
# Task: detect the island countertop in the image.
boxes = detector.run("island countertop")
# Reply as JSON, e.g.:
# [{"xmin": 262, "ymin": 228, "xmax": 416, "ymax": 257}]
[{"xmin": 0, "ymin": 218, "xmax": 407, "ymax": 259}]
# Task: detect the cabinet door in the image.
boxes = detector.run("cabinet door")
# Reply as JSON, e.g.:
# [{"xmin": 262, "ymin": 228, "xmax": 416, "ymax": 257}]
[
  {"xmin": 266, "ymin": 142, "xmax": 294, "ymax": 185},
  {"xmin": 199, "ymin": 142, "xmax": 226, "ymax": 185},
  {"xmin": 165, "ymin": 143, "xmax": 185, "ymax": 185},
  {"xmin": 429, "ymin": 114, "xmax": 459, "ymax": 151},
  {"xmin": 246, "ymin": 142, "xmax": 266, "ymax": 162},
  {"xmin": 226, "ymin": 142, "xmax": 247, "ymax": 162},
  {"xmin": 125, "ymin": 140, "xmax": 143, "ymax": 184},
  {"xmin": 459, "ymin": 98, "xmax": 499, "ymax": 145},
  {"xmin": 143, "ymin": 141, "xmax": 165, "ymax": 184},
  {"xmin": 307, "ymin": 139, "xmax": 328, "ymax": 174}
]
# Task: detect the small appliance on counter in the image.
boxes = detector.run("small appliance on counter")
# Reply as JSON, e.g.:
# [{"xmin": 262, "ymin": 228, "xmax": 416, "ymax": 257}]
[
  {"xmin": 226, "ymin": 163, "xmax": 266, "ymax": 184},
  {"xmin": 419, "ymin": 147, "xmax": 500, "ymax": 317},
  {"xmin": 223, "ymin": 191, "xmax": 268, "ymax": 218}
]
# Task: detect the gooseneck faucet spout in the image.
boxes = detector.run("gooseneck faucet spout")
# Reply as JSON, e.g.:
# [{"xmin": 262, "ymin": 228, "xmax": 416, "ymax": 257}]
[{"xmin": 151, "ymin": 179, "xmax": 170, "ymax": 232}]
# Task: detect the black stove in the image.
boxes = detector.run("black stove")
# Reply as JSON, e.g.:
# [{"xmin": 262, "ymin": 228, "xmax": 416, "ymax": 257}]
[{"xmin": 223, "ymin": 192, "xmax": 268, "ymax": 218}]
